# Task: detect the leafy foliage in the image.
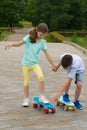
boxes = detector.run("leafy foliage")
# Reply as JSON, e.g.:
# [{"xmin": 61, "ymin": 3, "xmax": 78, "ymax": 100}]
[
  {"xmin": 0, "ymin": 0, "xmax": 24, "ymax": 29},
  {"xmin": 0, "ymin": 0, "xmax": 87, "ymax": 31},
  {"xmin": 50, "ymin": 31, "xmax": 67, "ymax": 42},
  {"xmin": 24, "ymin": 0, "xmax": 87, "ymax": 30}
]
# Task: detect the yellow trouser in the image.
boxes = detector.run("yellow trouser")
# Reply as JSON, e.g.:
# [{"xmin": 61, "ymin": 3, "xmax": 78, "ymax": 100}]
[{"xmin": 23, "ymin": 65, "xmax": 44, "ymax": 86}]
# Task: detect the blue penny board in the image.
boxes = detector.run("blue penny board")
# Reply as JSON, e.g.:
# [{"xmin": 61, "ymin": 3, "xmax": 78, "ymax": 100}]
[{"xmin": 34, "ymin": 97, "xmax": 55, "ymax": 109}]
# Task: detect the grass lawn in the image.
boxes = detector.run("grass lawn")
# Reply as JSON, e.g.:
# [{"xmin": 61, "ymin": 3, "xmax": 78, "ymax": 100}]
[
  {"xmin": 67, "ymin": 36, "xmax": 87, "ymax": 49},
  {"xmin": 45, "ymin": 34, "xmax": 55, "ymax": 42},
  {"xmin": 0, "ymin": 36, "xmax": 5, "ymax": 41},
  {"xmin": 46, "ymin": 33, "xmax": 87, "ymax": 50},
  {"xmin": 0, "ymin": 30, "xmax": 15, "ymax": 41}
]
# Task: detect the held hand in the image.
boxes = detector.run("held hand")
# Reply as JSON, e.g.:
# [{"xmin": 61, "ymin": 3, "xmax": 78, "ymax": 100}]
[
  {"xmin": 52, "ymin": 65, "xmax": 57, "ymax": 72},
  {"xmin": 5, "ymin": 44, "xmax": 13, "ymax": 50}
]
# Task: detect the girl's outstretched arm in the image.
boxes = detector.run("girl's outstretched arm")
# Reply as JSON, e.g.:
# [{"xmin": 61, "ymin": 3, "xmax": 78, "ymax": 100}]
[
  {"xmin": 44, "ymin": 49, "xmax": 55, "ymax": 66},
  {"xmin": 56, "ymin": 60, "xmax": 61, "ymax": 70},
  {"xmin": 44, "ymin": 49, "xmax": 57, "ymax": 71},
  {"xmin": 5, "ymin": 40, "xmax": 24, "ymax": 50}
]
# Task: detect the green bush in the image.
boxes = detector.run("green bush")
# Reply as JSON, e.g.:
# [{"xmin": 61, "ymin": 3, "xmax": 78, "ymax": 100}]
[
  {"xmin": 50, "ymin": 31, "xmax": 67, "ymax": 42},
  {"xmin": 71, "ymin": 33, "xmax": 78, "ymax": 43},
  {"xmin": 19, "ymin": 21, "xmax": 32, "ymax": 28},
  {"xmin": 0, "ymin": 27, "xmax": 9, "ymax": 32},
  {"xmin": 0, "ymin": 36, "xmax": 5, "ymax": 41},
  {"xmin": 0, "ymin": 31, "xmax": 2, "ymax": 36},
  {"xmin": 45, "ymin": 34, "xmax": 55, "ymax": 42},
  {"xmin": 58, "ymin": 31, "xmax": 87, "ymax": 37}
]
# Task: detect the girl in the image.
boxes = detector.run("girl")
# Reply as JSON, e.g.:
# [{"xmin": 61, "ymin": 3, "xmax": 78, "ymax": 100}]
[{"xmin": 5, "ymin": 23, "xmax": 56, "ymax": 107}]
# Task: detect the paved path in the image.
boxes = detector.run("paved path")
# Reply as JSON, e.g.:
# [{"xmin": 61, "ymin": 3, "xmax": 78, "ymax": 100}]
[
  {"xmin": 0, "ymin": 28, "xmax": 87, "ymax": 130},
  {"xmin": 5, "ymin": 28, "xmax": 30, "ymax": 41}
]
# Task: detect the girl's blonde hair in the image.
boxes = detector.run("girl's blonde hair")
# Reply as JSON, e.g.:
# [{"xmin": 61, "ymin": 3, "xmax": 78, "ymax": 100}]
[{"xmin": 29, "ymin": 23, "xmax": 49, "ymax": 43}]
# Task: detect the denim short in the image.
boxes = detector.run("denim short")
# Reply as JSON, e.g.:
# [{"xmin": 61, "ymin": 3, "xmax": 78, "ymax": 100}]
[{"xmin": 75, "ymin": 71, "xmax": 84, "ymax": 84}]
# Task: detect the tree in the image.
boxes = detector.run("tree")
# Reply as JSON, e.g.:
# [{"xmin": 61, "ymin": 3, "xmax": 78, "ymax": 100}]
[
  {"xmin": 23, "ymin": 0, "xmax": 87, "ymax": 30},
  {"xmin": 23, "ymin": 0, "xmax": 74, "ymax": 30},
  {"xmin": 0, "ymin": 0, "xmax": 24, "ymax": 31},
  {"xmin": 67, "ymin": 0, "xmax": 85, "ymax": 29},
  {"xmin": 0, "ymin": 0, "xmax": 87, "ymax": 30},
  {"xmin": 81, "ymin": 0, "xmax": 87, "ymax": 29}
]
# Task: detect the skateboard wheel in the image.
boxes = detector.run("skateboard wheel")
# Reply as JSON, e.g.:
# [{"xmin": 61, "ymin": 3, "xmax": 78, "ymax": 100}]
[
  {"xmin": 51, "ymin": 108, "xmax": 56, "ymax": 113},
  {"xmin": 40, "ymin": 104, "xmax": 43, "ymax": 108},
  {"xmin": 64, "ymin": 106, "xmax": 76, "ymax": 111},
  {"xmin": 68, "ymin": 106, "xmax": 74, "ymax": 111},
  {"xmin": 64, "ymin": 106, "xmax": 68, "ymax": 111},
  {"xmin": 72, "ymin": 106, "xmax": 76, "ymax": 111},
  {"xmin": 57, "ymin": 101, "xmax": 64, "ymax": 106},
  {"xmin": 68, "ymin": 107, "xmax": 73, "ymax": 111},
  {"xmin": 44, "ymin": 108, "xmax": 49, "ymax": 114},
  {"xmin": 33, "ymin": 103, "xmax": 38, "ymax": 108},
  {"xmin": 56, "ymin": 102, "xmax": 59, "ymax": 106}
]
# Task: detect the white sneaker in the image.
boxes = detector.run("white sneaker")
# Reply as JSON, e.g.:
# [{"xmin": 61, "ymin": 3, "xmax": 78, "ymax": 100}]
[
  {"xmin": 22, "ymin": 98, "xmax": 30, "ymax": 107},
  {"xmin": 39, "ymin": 96, "xmax": 49, "ymax": 104}
]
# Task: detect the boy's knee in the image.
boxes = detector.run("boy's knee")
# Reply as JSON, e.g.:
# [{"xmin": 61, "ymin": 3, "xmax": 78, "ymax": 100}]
[{"xmin": 76, "ymin": 82, "xmax": 82, "ymax": 88}]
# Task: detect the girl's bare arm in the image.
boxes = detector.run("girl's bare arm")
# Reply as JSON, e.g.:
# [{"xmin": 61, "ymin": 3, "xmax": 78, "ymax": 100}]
[
  {"xmin": 44, "ymin": 49, "xmax": 55, "ymax": 66},
  {"xmin": 5, "ymin": 40, "xmax": 24, "ymax": 50},
  {"xmin": 56, "ymin": 60, "xmax": 61, "ymax": 70}
]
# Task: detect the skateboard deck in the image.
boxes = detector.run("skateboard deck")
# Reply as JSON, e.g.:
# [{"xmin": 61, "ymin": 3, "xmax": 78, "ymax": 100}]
[
  {"xmin": 33, "ymin": 97, "xmax": 56, "ymax": 114},
  {"xmin": 56, "ymin": 95, "xmax": 76, "ymax": 111}
]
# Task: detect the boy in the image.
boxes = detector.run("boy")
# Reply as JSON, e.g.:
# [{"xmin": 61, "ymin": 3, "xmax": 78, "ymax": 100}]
[{"xmin": 53, "ymin": 53, "xmax": 85, "ymax": 109}]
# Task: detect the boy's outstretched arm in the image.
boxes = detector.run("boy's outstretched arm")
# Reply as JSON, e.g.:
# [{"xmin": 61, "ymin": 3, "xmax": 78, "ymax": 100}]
[
  {"xmin": 56, "ymin": 60, "xmax": 61, "ymax": 70},
  {"xmin": 5, "ymin": 40, "xmax": 24, "ymax": 50},
  {"xmin": 53, "ymin": 77, "xmax": 72, "ymax": 101}
]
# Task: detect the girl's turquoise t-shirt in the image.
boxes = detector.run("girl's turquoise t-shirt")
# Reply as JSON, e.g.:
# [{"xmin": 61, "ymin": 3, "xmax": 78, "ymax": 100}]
[{"xmin": 22, "ymin": 35, "xmax": 47, "ymax": 66}]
